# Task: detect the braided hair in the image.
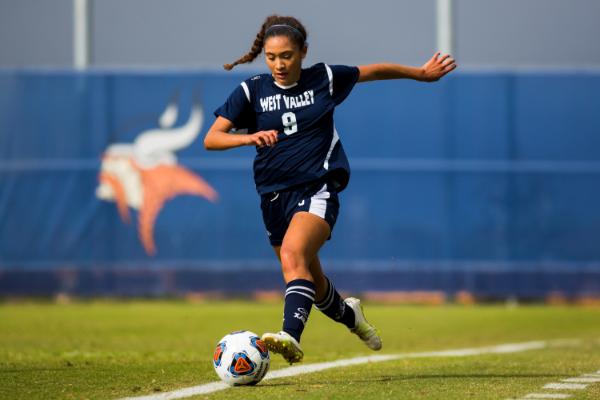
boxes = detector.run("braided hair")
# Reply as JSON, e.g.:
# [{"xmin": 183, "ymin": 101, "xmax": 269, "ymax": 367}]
[{"xmin": 223, "ymin": 15, "xmax": 308, "ymax": 71}]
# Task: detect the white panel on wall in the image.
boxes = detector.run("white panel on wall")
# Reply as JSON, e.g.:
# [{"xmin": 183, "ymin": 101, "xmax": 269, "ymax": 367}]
[
  {"xmin": 2, "ymin": 0, "xmax": 599, "ymax": 68},
  {"xmin": 455, "ymin": 0, "xmax": 600, "ymax": 67},
  {"xmin": 0, "ymin": 0, "xmax": 73, "ymax": 67},
  {"xmin": 91, "ymin": 0, "xmax": 436, "ymax": 69}
]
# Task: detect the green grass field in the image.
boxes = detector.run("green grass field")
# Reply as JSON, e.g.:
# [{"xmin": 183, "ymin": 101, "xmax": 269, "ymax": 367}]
[{"xmin": 1, "ymin": 300, "xmax": 599, "ymax": 399}]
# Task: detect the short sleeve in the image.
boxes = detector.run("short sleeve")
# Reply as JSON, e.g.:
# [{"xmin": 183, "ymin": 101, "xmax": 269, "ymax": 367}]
[
  {"xmin": 213, "ymin": 83, "xmax": 254, "ymax": 130},
  {"xmin": 328, "ymin": 65, "xmax": 360, "ymax": 105}
]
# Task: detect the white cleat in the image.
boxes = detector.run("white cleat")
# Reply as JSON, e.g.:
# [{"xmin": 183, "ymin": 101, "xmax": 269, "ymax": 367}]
[
  {"xmin": 345, "ymin": 297, "xmax": 383, "ymax": 351},
  {"xmin": 261, "ymin": 331, "xmax": 304, "ymax": 364}
]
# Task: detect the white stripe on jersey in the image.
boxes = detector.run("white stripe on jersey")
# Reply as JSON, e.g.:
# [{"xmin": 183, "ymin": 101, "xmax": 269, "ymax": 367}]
[
  {"xmin": 324, "ymin": 64, "xmax": 334, "ymax": 96},
  {"xmin": 240, "ymin": 82, "xmax": 250, "ymax": 102},
  {"xmin": 309, "ymin": 183, "xmax": 331, "ymax": 219},
  {"xmin": 323, "ymin": 127, "xmax": 340, "ymax": 170}
]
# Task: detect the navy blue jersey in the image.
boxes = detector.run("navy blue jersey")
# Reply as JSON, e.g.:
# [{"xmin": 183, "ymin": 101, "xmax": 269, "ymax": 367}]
[{"xmin": 214, "ymin": 63, "xmax": 359, "ymax": 194}]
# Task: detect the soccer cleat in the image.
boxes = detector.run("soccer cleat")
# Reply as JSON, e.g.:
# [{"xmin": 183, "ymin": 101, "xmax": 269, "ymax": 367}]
[
  {"xmin": 261, "ymin": 331, "xmax": 304, "ymax": 364},
  {"xmin": 345, "ymin": 297, "xmax": 383, "ymax": 351}
]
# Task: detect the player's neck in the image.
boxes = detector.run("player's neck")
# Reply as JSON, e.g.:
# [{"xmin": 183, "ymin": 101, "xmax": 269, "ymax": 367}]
[
  {"xmin": 273, "ymin": 80, "xmax": 298, "ymax": 89},
  {"xmin": 272, "ymin": 68, "xmax": 302, "ymax": 89}
]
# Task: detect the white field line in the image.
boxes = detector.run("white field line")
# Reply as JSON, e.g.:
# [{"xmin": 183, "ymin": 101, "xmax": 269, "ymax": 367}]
[
  {"xmin": 561, "ymin": 377, "xmax": 600, "ymax": 383},
  {"xmin": 542, "ymin": 383, "xmax": 588, "ymax": 390},
  {"xmin": 509, "ymin": 367, "xmax": 600, "ymax": 399},
  {"xmin": 118, "ymin": 339, "xmax": 577, "ymax": 400}
]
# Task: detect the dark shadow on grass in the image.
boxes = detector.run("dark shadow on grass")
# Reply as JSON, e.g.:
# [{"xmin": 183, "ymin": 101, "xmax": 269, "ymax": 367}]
[
  {"xmin": 0, "ymin": 367, "xmax": 76, "ymax": 373},
  {"xmin": 258, "ymin": 373, "xmax": 560, "ymax": 387},
  {"xmin": 350, "ymin": 373, "xmax": 561, "ymax": 383}
]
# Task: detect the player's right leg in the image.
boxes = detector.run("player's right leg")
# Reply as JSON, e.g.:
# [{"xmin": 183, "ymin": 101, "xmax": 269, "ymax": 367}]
[
  {"xmin": 262, "ymin": 211, "xmax": 330, "ymax": 364},
  {"xmin": 266, "ymin": 246, "xmax": 306, "ymax": 364},
  {"xmin": 260, "ymin": 331, "xmax": 304, "ymax": 364}
]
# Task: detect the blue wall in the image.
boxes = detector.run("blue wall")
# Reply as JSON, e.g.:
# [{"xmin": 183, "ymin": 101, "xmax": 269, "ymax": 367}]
[{"xmin": 1, "ymin": 70, "xmax": 599, "ymax": 297}]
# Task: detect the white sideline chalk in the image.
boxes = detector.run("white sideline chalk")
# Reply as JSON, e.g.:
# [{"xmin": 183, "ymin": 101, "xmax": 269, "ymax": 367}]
[
  {"xmin": 562, "ymin": 377, "xmax": 600, "ymax": 383},
  {"xmin": 543, "ymin": 383, "xmax": 588, "ymax": 390},
  {"xmin": 523, "ymin": 394, "xmax": 572, "ymax": 399},
  {"xmin": 117, "ymin": 339, "xmax": 571, "ymax": 400}
]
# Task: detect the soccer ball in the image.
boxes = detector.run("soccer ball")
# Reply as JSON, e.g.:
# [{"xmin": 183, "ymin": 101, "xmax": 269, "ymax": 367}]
[{"xmin": 212, "ymin": 330, "xmax": 270, "ymax": 386}]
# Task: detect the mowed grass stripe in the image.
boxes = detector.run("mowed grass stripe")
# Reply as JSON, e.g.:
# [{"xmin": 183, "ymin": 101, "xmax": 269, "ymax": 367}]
[{"xmin": 118, "ymin": 339, "xmax": 575, "ymax": 400}]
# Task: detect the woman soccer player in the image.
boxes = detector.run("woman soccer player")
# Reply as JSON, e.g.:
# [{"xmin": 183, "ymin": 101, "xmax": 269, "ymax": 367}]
[{"xmin": 205, "ymin": 15, "xmax": 456, "ymax": 364}]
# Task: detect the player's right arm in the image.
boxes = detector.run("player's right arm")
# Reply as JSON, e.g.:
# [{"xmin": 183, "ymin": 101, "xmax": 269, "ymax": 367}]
[{"xmin": 204, "ymin": 116, "xmax": 278, "ymax": 150}]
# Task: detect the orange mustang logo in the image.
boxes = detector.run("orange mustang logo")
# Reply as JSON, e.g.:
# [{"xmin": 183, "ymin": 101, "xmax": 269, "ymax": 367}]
[{"xmin": 96, "ymin": 100, "xmax": 218, "ymax": 255}]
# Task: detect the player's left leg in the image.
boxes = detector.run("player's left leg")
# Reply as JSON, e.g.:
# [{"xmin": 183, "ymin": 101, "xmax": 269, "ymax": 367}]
[
  {"xmin": 309, "ymin": 256, "xmax": 382, "ymax": 351},
  {"xmin": 309, "ymin": 256, "xmax": 355, "ymax": 328}
]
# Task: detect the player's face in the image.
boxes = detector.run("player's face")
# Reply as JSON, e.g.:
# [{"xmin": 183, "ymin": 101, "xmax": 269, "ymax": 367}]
[{"xmin": 264, "ymin": 35, "xmax": 307, "ymax": 86}]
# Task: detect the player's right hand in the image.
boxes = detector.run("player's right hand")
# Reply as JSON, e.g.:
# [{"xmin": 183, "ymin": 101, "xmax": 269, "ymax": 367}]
[{"xmin": 247, "ymin": 130, "xmax": 278, "ymax": 147}]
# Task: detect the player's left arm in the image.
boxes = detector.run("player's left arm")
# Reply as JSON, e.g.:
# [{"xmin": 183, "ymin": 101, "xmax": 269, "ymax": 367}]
[{"xmin": 358, "ymin": 52, "xmax": 456, "ymax": 83}]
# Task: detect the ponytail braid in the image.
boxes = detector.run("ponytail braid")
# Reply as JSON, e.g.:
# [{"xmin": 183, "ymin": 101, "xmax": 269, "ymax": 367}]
[{"xmin": 224, "ymin": 15, "xmax": 308, "ymax": 71}]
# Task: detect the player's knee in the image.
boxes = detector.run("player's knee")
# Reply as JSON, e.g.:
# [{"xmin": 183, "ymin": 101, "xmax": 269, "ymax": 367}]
[{"xmin": 279, "ymin": 246, "xmax": 310, "ymax": 277}]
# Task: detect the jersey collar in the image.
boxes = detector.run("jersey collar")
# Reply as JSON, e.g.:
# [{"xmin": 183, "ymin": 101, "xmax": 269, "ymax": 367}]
[{"xmin": 272, "ymin": 80, "xmax": 298, "ymax": 90}]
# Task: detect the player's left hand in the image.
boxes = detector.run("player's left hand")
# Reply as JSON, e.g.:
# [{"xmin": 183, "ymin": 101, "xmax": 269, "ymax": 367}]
[{"xmin": 421, "ymin": 52, "xmax": 456, "ymax": 82}]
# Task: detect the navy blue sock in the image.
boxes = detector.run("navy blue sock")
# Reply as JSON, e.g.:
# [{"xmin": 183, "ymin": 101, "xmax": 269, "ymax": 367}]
[
  {"xmin": 315, "ymin": 276, "xmax": 355, "ymax": 329},
  {"xmin": 282, "ymin": 279, "xmax": 315, "ymax": 343}
]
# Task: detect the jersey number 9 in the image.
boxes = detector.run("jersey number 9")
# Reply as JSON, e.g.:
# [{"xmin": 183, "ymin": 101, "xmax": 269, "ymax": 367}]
[{"xmin": 282, "ymin": 112, "xmax": 298, "ymax": 135}]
